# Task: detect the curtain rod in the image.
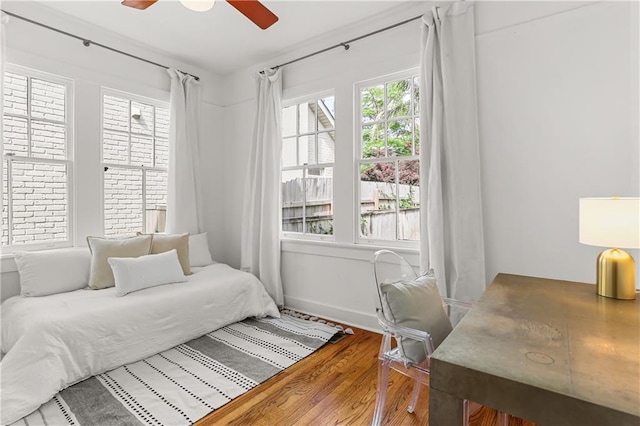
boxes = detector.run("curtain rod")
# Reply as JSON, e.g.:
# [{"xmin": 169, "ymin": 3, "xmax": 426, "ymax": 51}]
[
  {"xmin": 0, "ymin": 9, "xmax": 200, "ymax": 81},
  {"xmin": 261, "ymin": 14, "xmax": 423, "ymax": 73}
]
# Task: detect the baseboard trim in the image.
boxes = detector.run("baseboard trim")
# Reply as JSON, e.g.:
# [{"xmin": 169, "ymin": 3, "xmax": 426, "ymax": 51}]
[{"xmin": 283, "ymin": 295, "xmax": 381, "ymax": 333}]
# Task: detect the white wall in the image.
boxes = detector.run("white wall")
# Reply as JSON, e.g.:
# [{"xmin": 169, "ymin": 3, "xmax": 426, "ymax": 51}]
[
  {"xmin": 477, "ymin": 1, "xmax": 639, "ymax": 285},
  {"xmin": 219, "ymin": 1, "xmax": 639, "ymax": 330},
  {"xmin": 0, "ymin": 2, "xmax": 225, "ymax": 300}
]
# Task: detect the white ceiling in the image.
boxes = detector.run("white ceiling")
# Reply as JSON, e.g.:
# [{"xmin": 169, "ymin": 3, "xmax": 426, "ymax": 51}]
[{"xmin": 7, "ymin": 0, "xmax": 417, "ymax": 75}]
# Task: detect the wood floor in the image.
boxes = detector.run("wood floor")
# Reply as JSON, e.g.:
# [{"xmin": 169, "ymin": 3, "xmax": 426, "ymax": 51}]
[{"xmin": 195, "ymin": 322, "xmax": 537, "ymax": 426}]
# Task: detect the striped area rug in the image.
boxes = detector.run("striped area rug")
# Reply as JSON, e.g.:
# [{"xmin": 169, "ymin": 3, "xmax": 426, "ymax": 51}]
[{"xmin": 12, "ymin": 314, "xmax": 339, "ymax": 426}]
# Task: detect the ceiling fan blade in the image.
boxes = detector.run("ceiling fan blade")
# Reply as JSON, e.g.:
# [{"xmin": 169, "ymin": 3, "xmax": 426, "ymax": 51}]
[
  {"xmin": 226, "ymin": 0, "xmax": 278, "ymax": 30},
  {"xmin": 121, "ymin": 0, "xmax": 158, "ymax": 10}
]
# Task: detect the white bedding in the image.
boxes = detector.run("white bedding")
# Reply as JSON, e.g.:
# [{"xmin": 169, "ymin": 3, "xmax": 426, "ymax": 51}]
[{"xmin": 0, "ymin": 263, "xmax": 280, "ymax": 425}]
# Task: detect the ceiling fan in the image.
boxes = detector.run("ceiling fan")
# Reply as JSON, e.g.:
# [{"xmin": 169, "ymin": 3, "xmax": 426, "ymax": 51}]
[{"xmin": 121, "ymin": 0, "xmax": 279, "ymax": 30}]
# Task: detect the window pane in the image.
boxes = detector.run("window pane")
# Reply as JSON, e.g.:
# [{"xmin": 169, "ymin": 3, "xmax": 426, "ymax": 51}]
[
  {"xmin": 357, "ymin": 74, "xmax": 419, "ymax": 243},
  {"xmin": 131, "ymin": 135, "xmax": 153, "ymax": 166},
  {"xmin": 145, "ymin": 169, "xmax": 167, "ymax": 233},
  {"xmin": 282, "ymin": 169, "xmax": 304, "ymax": 233},
  {"xmin": 103, "ymin": 130, "xmax": 128, "ymax": 164},
  {"xmin": 361, "ymin": 85, "xmax": 384, "ymax": 124},
  {"xmin": 31, "ymin": 78, "xmax": 65, "ymax": 122},
  {"xmin": 103, "ymin": 95, "xmax": 129, "ymax": 132},
  {"xmin": 387, "ymin": 119, "xmax": 413, "ymax": 157},
  {"xmin": 398, "ymin": 159, "xmax": 420, "ymax": 241},
  {"xmin": 10, "ymin": 160, "xmax": 67, "ymax": 244},
  {"xmin": 281, "ymin": 94, "xmax": 335, "ymax": 238},
  {"xmin": 2, "ymin": 161, "xmax": 8, "ymax": 245},
  {"xmin": 318, "ymin": 96, "xmax": 335, "ymax": 131},
  {"xmin": 31, "ymin": 121, "xmax": 66, "ymax": 160},
  {"xmin": 155, "ymin": 106, "xmax": 170, "ymax": 139},
  {"xmin": 317, "ymin": 131, "xmax": 335, "ymax": 164},
  {"xmin": 386, "ymin": 79, "xmax": 411, "ymax": 119},
  {"xmin": 305, "ymin": 167, "xmax": 333, "ymax": 235},
  {"xmin": 362, "ymin": 123, "xmax": 384, "ymax": 159},
  {"xmin": 282, "ymin": 137, "xmax": 296, "ymax": 168},
  {"xmin": 360, "ymin": 161, "xmax": 397, "ymax": 240},
  {"xmin": 3, "ymin": 116, "xmax": 28, "ymax": 155},
  {"xmin": 131, "ymin": 101, "xmax": 154, "ymax": 136},
  {"xmin": 414, "ymin": 117, "xmax": 420, "ymax": 155},
  {"xmin": 104, "ymin": 167, "xmax": 142, "ymax": 236},
  {"xmin": 298, "ymin": 135, "xmax": 316, "ymax": 165},
  {"xmin": 155, "ymin": 137, "xmax": 169, "ymax": 168},
  {"xmin": 3, "ymin": 72, "xmax": 28, "ymax": 116},
  {"xmin": 282, "ymin": 105, "xmax": 296, "ymax": 137},
  {"xmin": 298, "ymin": 101, "xmax": 317, "ymax": 133}
]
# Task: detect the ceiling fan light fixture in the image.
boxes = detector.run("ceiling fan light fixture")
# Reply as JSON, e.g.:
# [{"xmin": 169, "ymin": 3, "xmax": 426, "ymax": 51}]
[{"xmin": 180, "ymin": 0, "xmax": 215, "ymax": 12}]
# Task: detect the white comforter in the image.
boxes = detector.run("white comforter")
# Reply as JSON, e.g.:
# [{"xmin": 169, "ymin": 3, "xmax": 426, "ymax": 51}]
[{"xmin": 0, "ymin": 263, "xmax": 279, "ymax": 425}]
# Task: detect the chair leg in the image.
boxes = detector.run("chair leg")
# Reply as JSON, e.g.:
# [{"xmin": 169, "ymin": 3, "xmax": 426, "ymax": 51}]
[
  {"xmin": 407, "ymin": 376, "xmax": 422, "ymax": 413},
  {"xmin": 372, "ymin": 358, "xmax": 392, "ymax": 426},
  {"xmin": 462, "ymin": 399, "xmax": 470, "ymax": 426},
  {"xmin": 497, "ymin": 411, "xmax": 509, "ymax": 426}
]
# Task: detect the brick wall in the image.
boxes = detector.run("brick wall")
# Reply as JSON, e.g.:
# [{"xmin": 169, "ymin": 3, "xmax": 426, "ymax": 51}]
[{"xmin": 2, "ymin": 72, "xmax": 68, "ymax": 246}]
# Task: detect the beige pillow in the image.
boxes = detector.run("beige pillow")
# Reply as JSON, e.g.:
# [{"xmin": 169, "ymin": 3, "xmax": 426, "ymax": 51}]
[
  {"xmin": 87, "ymin": 235, "xmax": 153, "ymax": 290},
  {"xmin": 380, "ymin": 270, "xmax": 453, "ymax": 366},
  {"xmin": 149, "ymin": 233, "xmax": 191, "ymax": 275}
]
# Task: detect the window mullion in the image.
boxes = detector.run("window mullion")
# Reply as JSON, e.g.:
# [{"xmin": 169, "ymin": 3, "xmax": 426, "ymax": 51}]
[
  {"xmin": 152, "ymin": 106, "xmax": 157, "ymax": 168},
  {"xmin": 6, "ymin": 158, "xmax": 13, "ymax": 245},
  {"xmin": 3, "ymin": 112, "xmax": 65, "ymax": 127},
  {"xmin": 383, "ymin": 85, "xmax": 388, "ymax": 157},
  {"xmin": 141, "ymin": 166, "xmax": 146, "ymax": 233},
  {"xmin": 26, "ymin": 77, "xmax": 32, "ymax": 158},
  {"xmin": 302, "ymin": 168, "xmax": 307, "ymax": 234},
  {"xmin": 127, "ymin": 100, "xmax": 132, "ymax": 166},
  {"xmin": 395, "ymin": 159, "xmax": 400, "ymax": 240}
]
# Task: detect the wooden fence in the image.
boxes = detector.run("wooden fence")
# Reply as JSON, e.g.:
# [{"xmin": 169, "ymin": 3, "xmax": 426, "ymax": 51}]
[{"xmin": 282, "ymin": 177, "xmax": 420, "ymax": 240}]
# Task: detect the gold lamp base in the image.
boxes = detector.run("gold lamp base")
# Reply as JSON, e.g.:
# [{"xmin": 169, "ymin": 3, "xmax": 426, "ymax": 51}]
[{"xmin": 596, "ymin": 248, "xmax": 637, "ymax": 300}]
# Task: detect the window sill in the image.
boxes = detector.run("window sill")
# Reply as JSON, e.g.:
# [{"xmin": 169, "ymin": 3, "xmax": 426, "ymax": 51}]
[
  {"xmin": 1, "ymin": 243, "xmax": 74, "ymax": 273},
  {"xmin": 281, "ymin": 237, "xmax": 419, "ymax": 266},
  {"xmin": 1, "ymin": 254, "xmax": 17, "ymax": 273}
]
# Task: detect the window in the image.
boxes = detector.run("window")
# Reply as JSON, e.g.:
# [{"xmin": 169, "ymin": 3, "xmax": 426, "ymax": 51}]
[
  {"xmin": 281, "ymin": 94, "xmax": 335, "ymax": 237},
  {"xmin": 101, "ymin": 90, "xmax": 169, "ymax": 236},
  {"xmin": 357, "ymin": 71, "xmax": 420, "ymax": 243},
  {"xmin": 2, "ymin": 67, "xmax": 73, "ymax": 249}
]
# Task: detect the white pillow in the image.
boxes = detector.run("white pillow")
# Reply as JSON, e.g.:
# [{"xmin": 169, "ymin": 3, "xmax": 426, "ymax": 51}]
[
  {"xmin": 188, "ymin": 232, "xmax": 214, "ymax": 267},
  {"xmin": 108, "ymin": 249, "xmax": 187, "ymax": 297},
  {"xmin": 14, "ymin": 248, "xmax": 91, "ymax": 297}
]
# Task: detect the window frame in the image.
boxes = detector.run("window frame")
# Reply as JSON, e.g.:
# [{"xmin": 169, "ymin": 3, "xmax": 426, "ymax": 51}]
[
  {"xmin": 354, "ymin": 68, "xmax": 420, "ymax": 248},
  {"xmin": 281, "ymin": 90, "xmax": 336, "ymax": 242},
  {"xmin": 1, "ymin": 64, "xmax": 75, "ymax": 252},
  {"xmin": 100, "ymin": 87, "xmax": 169, "ymax": 236}
]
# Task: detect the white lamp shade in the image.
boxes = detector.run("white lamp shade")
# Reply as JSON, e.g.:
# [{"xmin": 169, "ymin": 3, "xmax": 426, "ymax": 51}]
[
  {"xmin": 579, "ymin": 197, "xmax": 640, "ymax": 248},
  {"xmin": 180, "ymin": 0, "xmax": 215, "ymax": 12}
]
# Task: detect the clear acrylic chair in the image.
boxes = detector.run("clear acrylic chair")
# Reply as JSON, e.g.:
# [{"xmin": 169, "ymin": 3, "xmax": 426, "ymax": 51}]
[{"xmin": 371, "ymin": 249, "xmax": 508, "ymax": 426}]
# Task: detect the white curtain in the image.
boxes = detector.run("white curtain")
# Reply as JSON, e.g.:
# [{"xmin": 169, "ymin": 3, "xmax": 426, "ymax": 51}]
[
  {"xmin": 166, "ymin": 69, "xmax": 203, "ymax": 235},
  {"xmin": 240, "ymin": 68, "xmax": 284, "ymax": 306},
  {"xmin": 419, "ymin": 3, "xmax": 486, "ymax": 302}
]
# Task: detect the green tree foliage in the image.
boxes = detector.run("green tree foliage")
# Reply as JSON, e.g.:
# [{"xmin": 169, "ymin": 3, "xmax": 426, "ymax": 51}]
[{"xmin": 360, "ymin": 79, "xmax": 420, "ymax": 184}]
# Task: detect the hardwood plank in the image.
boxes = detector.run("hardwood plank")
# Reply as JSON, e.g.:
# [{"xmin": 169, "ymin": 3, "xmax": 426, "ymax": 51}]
[{"xmin": 195, "ymin": 320, "xmax": 538, "ymax": 426}]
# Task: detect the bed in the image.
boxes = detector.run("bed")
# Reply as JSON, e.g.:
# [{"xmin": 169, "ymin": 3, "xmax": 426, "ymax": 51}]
[{"xmin": 0, "ymin": 262, "xmax": 280, "ymax": 425}]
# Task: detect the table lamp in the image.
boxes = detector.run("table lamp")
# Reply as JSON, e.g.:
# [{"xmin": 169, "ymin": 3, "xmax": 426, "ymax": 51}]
[{"xmin": 579, "ymin": 197, "xmax": 640, "ymax": 300}]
